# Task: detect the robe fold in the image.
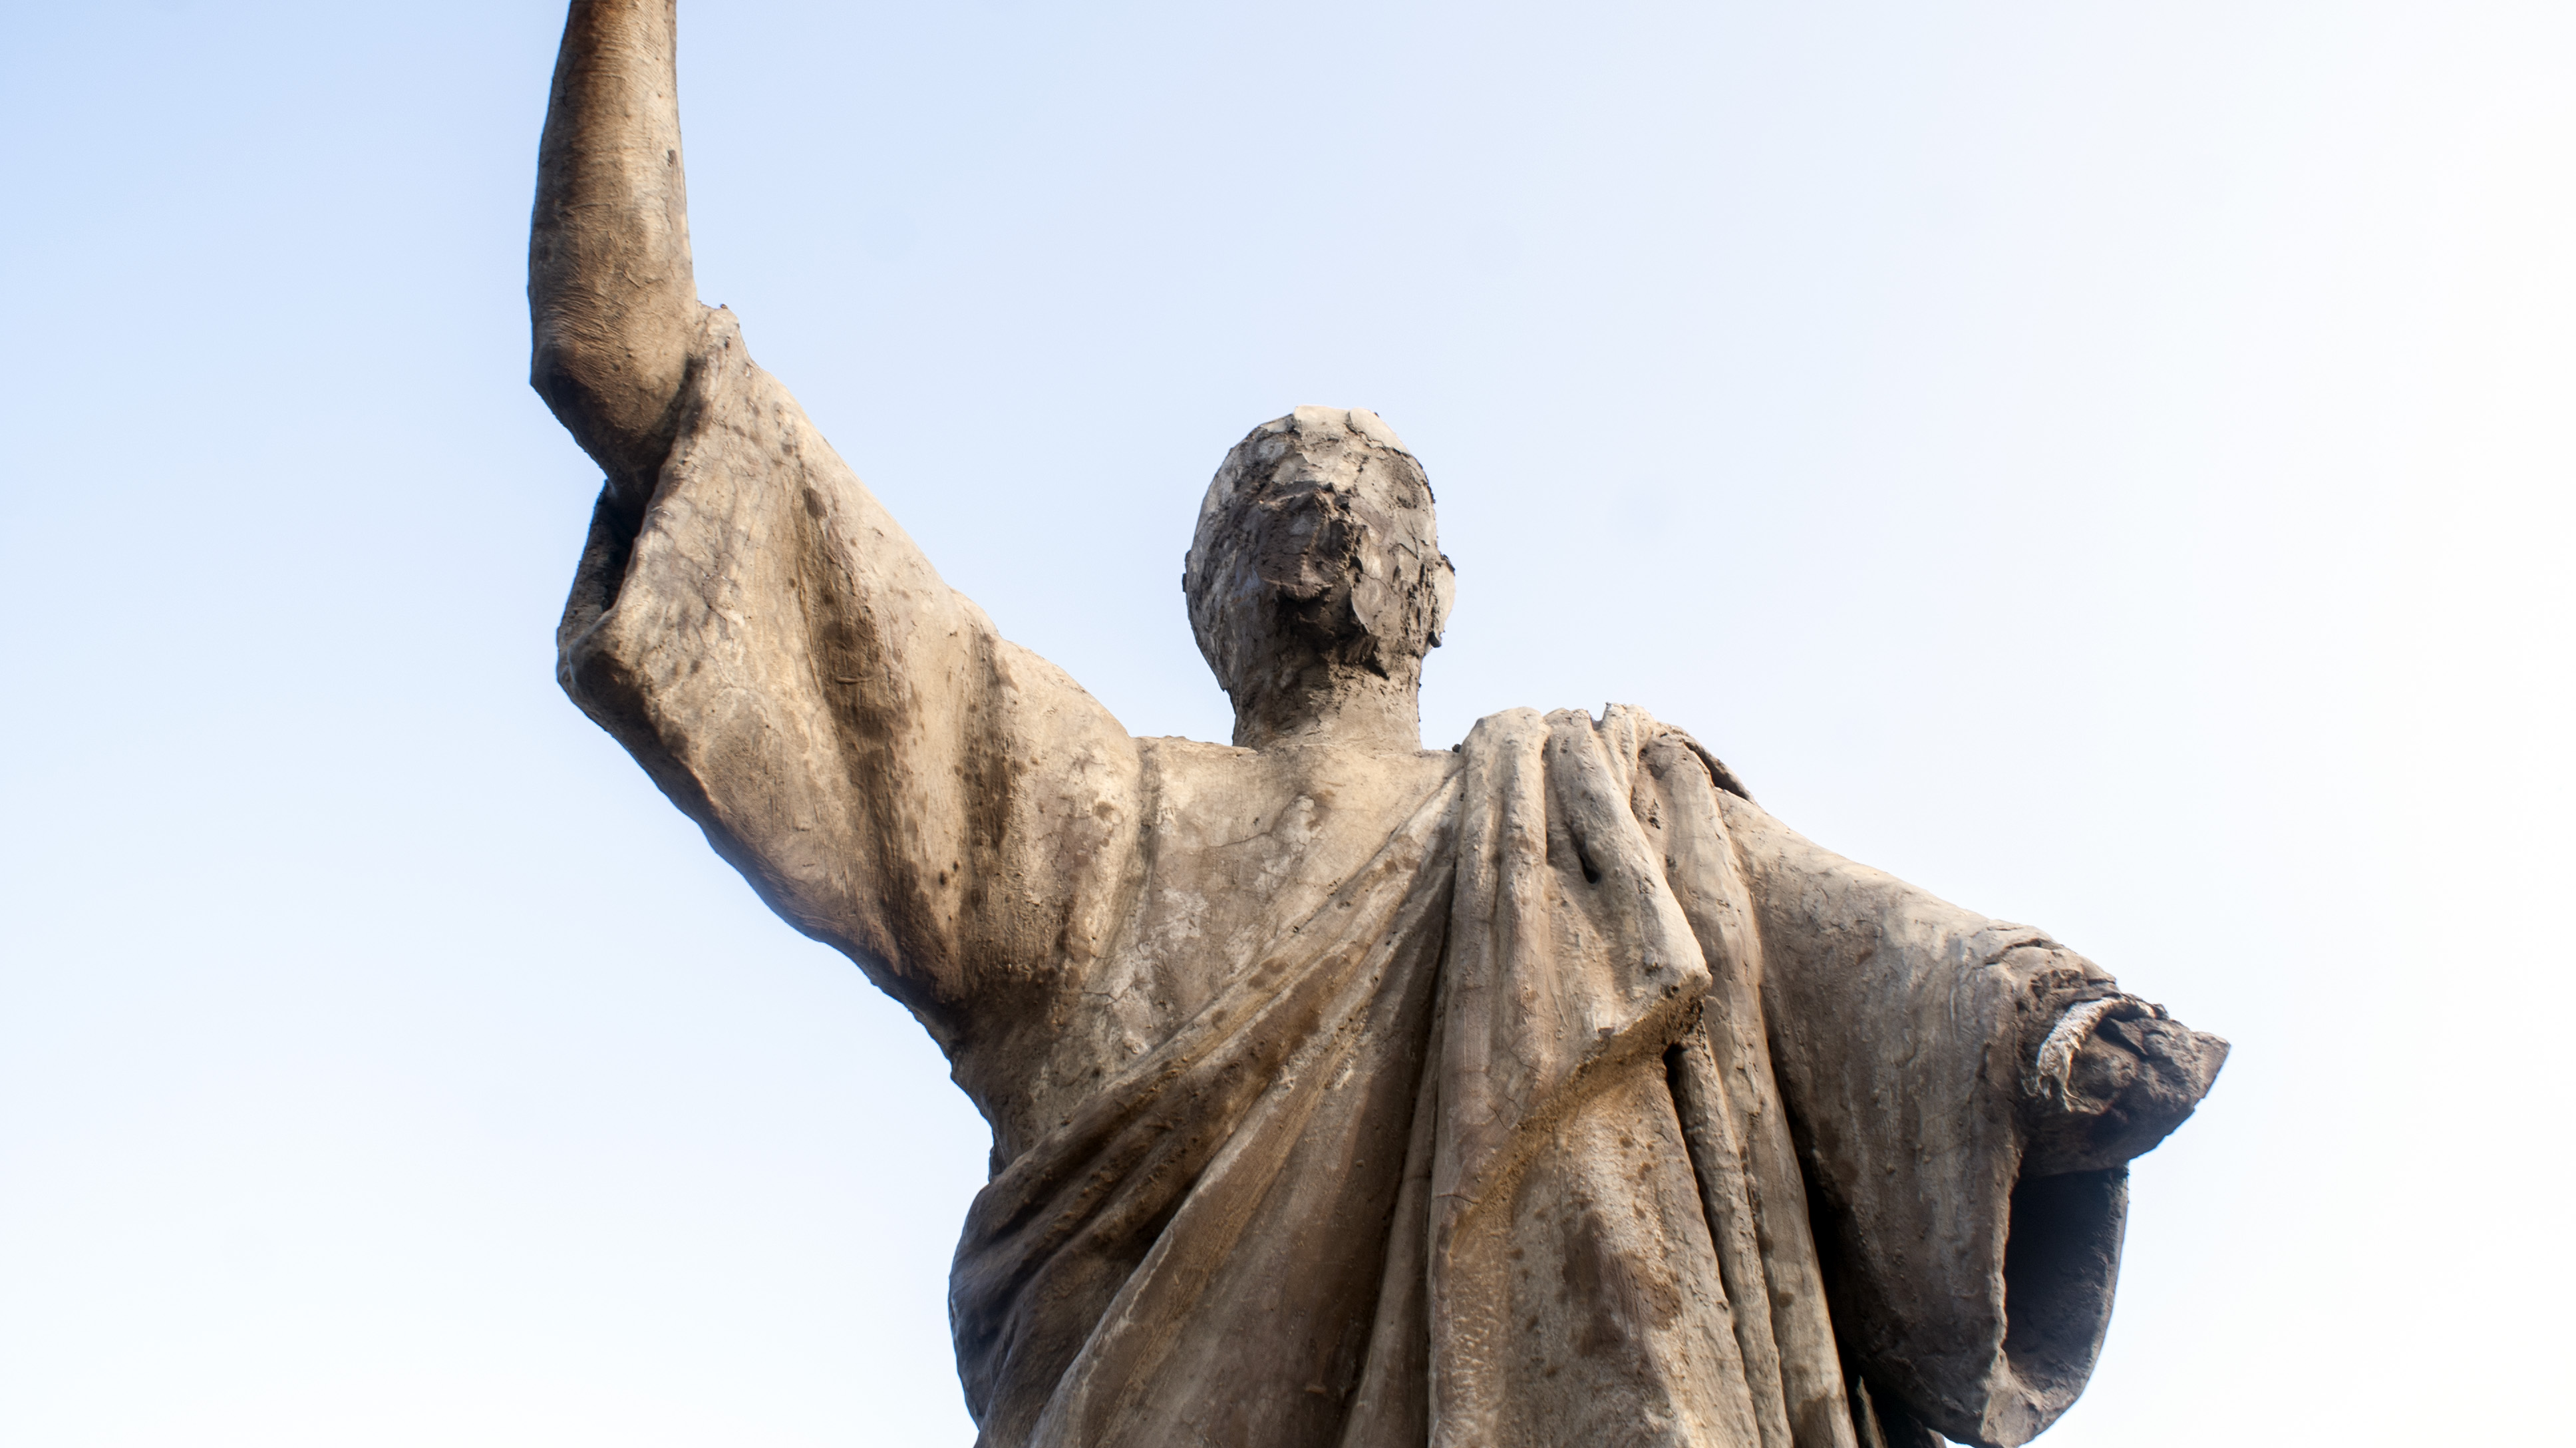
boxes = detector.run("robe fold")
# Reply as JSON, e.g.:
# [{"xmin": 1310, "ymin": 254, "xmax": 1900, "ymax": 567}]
[{"xmin": 557, "ymin": 308, "xmax": 2136, "ymax": 1448}]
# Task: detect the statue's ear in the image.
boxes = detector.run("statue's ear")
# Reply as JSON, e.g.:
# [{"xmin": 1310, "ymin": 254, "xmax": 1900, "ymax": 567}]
[{"xmin": 1427, "ymin": 553, "xmax": 1457, "ymax": 648}]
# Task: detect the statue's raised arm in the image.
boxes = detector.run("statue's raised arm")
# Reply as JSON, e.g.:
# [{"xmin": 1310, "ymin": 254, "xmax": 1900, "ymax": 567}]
[
  {"xmin": 528, "ymin": 1, "xmax": 1144, "ymax": 1063},
  {"xmin": 530, "ymin": 0, "xmax": 699, "ymax": 518}
]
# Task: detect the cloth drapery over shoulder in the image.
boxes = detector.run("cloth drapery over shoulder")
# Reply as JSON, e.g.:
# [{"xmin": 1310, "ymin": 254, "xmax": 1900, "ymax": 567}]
[
  {"xmin": 557, "ymin": 313, "xmax": 2138, "ymax": 1448},
  {"xmin": 951, "ymin": 708, "xmax": 1754, "ymax": 1448},
  {"xmin": 945, "ymin": 706, "xmax": 2127, "ymax": 1448}
]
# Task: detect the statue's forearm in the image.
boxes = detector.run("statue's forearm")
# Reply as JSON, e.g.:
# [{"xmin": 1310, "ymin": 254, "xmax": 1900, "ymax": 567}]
[{"xmin": 529, "ymin": 0, "xmax": 699, "ymax": 510}]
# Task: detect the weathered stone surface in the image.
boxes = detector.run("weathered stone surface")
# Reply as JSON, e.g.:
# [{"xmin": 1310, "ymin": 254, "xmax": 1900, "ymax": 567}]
[{"xmin": 528, "ymin": 7, "xmax": 2224, "ymax": 1445}]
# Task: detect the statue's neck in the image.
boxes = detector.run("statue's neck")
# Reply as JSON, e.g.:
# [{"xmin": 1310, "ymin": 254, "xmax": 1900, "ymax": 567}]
[{"xmin": 1231, "ymin": 662, "xmax": 1424, "ymax": 753}]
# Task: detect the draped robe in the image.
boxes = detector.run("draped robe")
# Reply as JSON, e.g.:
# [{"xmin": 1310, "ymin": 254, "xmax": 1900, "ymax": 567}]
[{"xmin": 557, "ymin": 309, "xmax": 2138, "ymax": 1448}]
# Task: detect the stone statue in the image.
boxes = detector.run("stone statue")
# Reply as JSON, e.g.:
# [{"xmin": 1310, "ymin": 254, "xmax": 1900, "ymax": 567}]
[{"xmin": 527, "ymin": 6, "xmax": 2226, "ymax": 1446}]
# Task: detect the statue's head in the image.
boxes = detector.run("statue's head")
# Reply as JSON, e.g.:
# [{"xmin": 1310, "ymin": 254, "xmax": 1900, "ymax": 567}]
[{"xmin": 1184, "ymin": 407, "xmax": 1456, "ymax": 743}]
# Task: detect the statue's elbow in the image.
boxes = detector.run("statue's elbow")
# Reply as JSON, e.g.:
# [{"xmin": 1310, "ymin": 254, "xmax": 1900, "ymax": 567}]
[
  {"xmin": 528, "ymin": 337, "xmax": 589, "ymax": 425},
  {"xmin": 529, "ymin": 335, "xmax": 683, "ymax": 524},
  {"xmin": 528, "ymin": 344, "xmax": 607, "ymax": 463},
  {"xmin": 529, "ymin": 331, "xmax": 631, "ymax": 449}
]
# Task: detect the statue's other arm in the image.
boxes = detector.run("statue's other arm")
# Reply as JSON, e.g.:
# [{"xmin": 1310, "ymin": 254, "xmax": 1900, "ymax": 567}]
[
  {"xmin": 1719, "ymin": 793, "xmax": 2222, "ymax": 1448},
  {"xmin": 529, "ymin": 0, "xmax": 697, "ymax": 520},
  {"xmin": 530, "ymin": 3, "xmax": 1144, "ymax": 1056}
]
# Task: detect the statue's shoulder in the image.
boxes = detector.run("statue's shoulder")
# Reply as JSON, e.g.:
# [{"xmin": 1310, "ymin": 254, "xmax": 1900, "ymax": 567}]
[
  {"xmin": 1132, "ymin": 734, "xmax": 1259, "ymax": 793},
  {"xmin": 1134, "ymin": 735, "xmax": 1253, "ymax": 763},
  {"xmin": 1135, "ymin": 735, "xmax": 1458, "ymax": 826}
]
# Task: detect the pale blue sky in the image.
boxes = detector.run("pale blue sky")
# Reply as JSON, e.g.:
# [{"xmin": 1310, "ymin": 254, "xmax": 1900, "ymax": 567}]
[{"xmin": 3, "ymin": 3, "xmax": 2568, "ymax": 1443}]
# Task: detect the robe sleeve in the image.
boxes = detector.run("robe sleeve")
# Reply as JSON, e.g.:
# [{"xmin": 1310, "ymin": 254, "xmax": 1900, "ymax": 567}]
[
  {"xmin": 1718, "ymin": 794, "xmax": 2128, "ymax": 1448},
  {"xmin": 555, "ymin": 307, "xmax": 1143, "ymax": 1049}
]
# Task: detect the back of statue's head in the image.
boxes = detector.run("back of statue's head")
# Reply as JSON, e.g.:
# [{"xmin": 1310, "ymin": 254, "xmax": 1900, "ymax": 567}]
[{"xmin": 1182, "ymin": 407, "xmax": 1457, "ymax": 705}]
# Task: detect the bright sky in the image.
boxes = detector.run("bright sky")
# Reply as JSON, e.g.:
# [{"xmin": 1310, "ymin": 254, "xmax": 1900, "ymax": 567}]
[{"xmin": 3, "ymin": 3, "xmax": 2569, "ymax": 1444}]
